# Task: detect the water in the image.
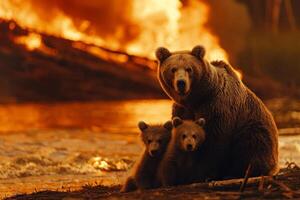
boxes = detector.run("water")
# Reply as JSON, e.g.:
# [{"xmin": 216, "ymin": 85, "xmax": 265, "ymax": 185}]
[{"xmin": 0, "ymin": 99, "xmax": 299, "ymax": 197}]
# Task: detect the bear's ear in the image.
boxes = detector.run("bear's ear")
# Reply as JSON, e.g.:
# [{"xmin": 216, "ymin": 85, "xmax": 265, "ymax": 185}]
[
  {"xmin": 163, "ymin": 120, "xmax": 173, "ymax": 131},
  {"xmin": 191, "ymin": 45, "xmax": 205, "ymax": 59},
  {"xmin": 138, "ymin": 121, "xmax": 148, "ymax": 131},
  {"xmin": 155, "ymin": 47, "xmax": 171, "ymax": 63},
  {"xmin": 172, "ymin": 117, "xmax": 183, "ymax": 127},
  {"xmin": 196, "ymin": 118, "xmax": 206, "ymax": 127}
]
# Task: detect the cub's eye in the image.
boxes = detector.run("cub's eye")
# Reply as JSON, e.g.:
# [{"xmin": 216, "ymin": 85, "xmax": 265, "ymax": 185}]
[
  {"xmin": 186, "ymin": 67, "xmax": 192, "ymax": 73},
  {"xmin": 157, "ymin": 139, "xmax": 162, "ymax": 143},
  {"xmin": 171, "ymin": 67, "xmax": 177, "ymax": 73},
  {"xmin": 192, "ymin": 134, "xmax": 196, "ymax": 139},
  {"xmin": 182, "ymin": 134, "xmax": 187, "ymax": 139},
  {"xmin": 148, "ymin": 139, "xmax": 152, "ymax": 144}
]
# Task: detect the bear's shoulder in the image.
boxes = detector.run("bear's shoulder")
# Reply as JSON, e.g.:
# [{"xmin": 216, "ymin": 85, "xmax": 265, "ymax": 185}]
[{"xmin": 211, "ymin": 60, "xmax": 240, "ymax": 81}]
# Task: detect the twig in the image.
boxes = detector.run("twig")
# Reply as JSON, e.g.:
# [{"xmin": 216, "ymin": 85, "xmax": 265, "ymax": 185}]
[
  {"xmin": 270, "ymin": 179, "xmax": 294, "ymax": 198},
  {"xmin": 271, "ymin": 179, "xmax": 292, "ymax": 192},
  {"xmin": 258, "ymin": 176, "xmax": 265, "ymax": 192},
  {"xmin": 240, "ymin": 163, "xmax": 252, "ymax": 192},
  {"xmin": 207, "ymin": 176, "xmax": 272, "ymax": 190}
]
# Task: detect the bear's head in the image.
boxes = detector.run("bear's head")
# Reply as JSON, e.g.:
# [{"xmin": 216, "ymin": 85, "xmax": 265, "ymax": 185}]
[
  {"xmin": 172, "ymin": 117, "xmax": 206, "ymax": 152},
  {"xmin": 138, "ymin": 120, "xmax": 173, "ymax": 157},
  {"xmin": 155, "ymin": 45, "xmax": 207, "ymax": 98}
]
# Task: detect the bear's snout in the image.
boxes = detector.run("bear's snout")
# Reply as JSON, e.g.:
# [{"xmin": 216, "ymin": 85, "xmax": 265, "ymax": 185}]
[
  {"xmin": 186, "ymin": 144, "xmax": 193, "ymax": 151},
  {"xmin": 173, "ymin": 68, "xmax": 191, "ymax": 96},
  {"xmin": 176, "ymin": 80, "xmax": 186, "ymax": 94},
  {"xmin": 183, "ymin": 138, "xmax": 196, "ymax": 152},
  {"xmin": 148, "ymin": 142, "xmax": 160, "ymax": 157},
  {"xmin": 150, "ymin": 149, "xmax": 158, "ymax": 156}
]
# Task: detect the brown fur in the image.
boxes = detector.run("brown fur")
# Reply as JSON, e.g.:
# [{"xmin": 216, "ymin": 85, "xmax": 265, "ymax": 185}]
[
  {"xmin": 121, "ymin": 121, "xmax": 172, "ymax": 192},
  {"xmin": 156, "ymin": 45, "xmax": 279, "ymax": 180},
  {"xmin": 158, "ymin": 118, "xmax": 206, "ymax": 186},
  {"xmin": 211, "ymin": 60, "xmax": 240, "ymax": 80}
]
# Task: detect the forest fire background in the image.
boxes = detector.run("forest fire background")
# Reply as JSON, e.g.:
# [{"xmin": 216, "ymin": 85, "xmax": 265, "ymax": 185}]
[
  {"xmin": 0, "ymin": 0, "xmax": 299, "ymax": 102},
  {"xmin": 0, "ymin": 0, "xmax": 300, "ymax": 198}
]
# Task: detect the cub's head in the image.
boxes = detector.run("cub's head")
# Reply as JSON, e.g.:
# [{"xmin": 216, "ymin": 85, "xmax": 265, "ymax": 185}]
[
  {"xmin": 172, "ymin": 117, "xmax": 206, "ymax": 152},
  {"xmin": 155, "ymin": 45, "xmax": 207, "ymax": 97},
  {"xmin": 138, "ymin": 120, "xmax": 173, "ymax": 157}
]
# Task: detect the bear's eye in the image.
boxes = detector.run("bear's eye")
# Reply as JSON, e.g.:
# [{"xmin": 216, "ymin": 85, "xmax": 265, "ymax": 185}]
[
  {"xmin": 182, "ymin": 134, "xmax": 187, "ymax": 139},
  {"xmin": 186, "ymin": 67, "xmax": 192, "ymax": 73},
  {"xmin": 148, "ymin": 139, "xmax": 152, "ymax": 144},
  {"xmin": 192, "ymin": 134, "xmax": 196, "ymax": 139},
  {"xmin": 157, "ymin": 139, "xmax": 162, "ymax": 143},
  {"xmin": 171, "ymin": 67, "xmax": 177, "ymax": 73}
]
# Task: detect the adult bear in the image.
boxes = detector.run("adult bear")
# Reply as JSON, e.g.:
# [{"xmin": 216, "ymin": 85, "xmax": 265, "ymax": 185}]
[{"xmin": 155, "ymin": 45, "xmax": 279, "ymax": 180}]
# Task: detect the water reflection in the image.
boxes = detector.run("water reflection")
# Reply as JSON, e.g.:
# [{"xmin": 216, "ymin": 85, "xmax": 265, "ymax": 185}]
[{"xmin": 0, "ymin": 100, "xmax": 172, "ymax": 133}]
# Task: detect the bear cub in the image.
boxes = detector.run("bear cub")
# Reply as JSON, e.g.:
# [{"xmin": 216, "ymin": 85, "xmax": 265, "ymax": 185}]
[
  {"xmin": 158, "ymin": 117, "xmax": 206, "ymax": 186},
  {"xmin": 121, "ymin": 120, "xmax": 173, "ymax": 192}
]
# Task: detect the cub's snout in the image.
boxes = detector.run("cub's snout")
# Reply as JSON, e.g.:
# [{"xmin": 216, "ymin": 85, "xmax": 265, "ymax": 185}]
[{"xmin": 148, "ymin": 142, "xmax": 160, "ymax": 156}]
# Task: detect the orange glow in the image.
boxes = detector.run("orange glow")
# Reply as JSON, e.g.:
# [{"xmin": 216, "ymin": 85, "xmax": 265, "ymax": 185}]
[
  {"xmin": 91, "ymin": 157, "xmax": 109, "ymax": 171},
  {"xmin": 0, "ymin": 100, "xmax": 172, "ymax": 133},
  {"xmin": 121, "ymin": 100, "xmax": 171, "ymax": 125},
  {"xmin": 0, "ymin": 0, "xmax": 228, "ymax": 61},
  {"xmin": 72, "ymin": 42, "xmax": 129, "ymax": 64},
  {"xmin": 14, "ymin": 33, "xmax": 42, "ymax": 50},
  {"xmin": 0, "ymin": 1, "xmax": 105, "ymax": 45},
  {"xmin": 235, "ymin": 69, "xmax": 243, "ymax": 80}
]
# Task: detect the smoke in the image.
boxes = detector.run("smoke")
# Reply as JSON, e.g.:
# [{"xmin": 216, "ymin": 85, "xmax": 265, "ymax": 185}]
[{"xmin": 203, "ymin": 0, "xmax": 251, "ymax": 63}]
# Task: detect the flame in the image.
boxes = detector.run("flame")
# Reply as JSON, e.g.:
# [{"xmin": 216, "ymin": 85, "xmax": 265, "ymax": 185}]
[
  {"xmin": 0, "ymin": 0, "xmax": 229, "ymax": 61},
  {"xmin": 0, "ymin": 0, "xmax": 105, "ymax": 46},
  {"xmin": 14, "ymin": 33, "xmax": 42, "ymax": 50},
  {"xmin": 128, "ymin": 0, "xmax": 228, "ymax": 61}
]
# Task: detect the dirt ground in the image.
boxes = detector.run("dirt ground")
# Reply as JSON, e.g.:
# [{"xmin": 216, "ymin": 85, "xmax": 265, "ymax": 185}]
[{"xmin": 6, "ymin": 165, "xmax": 300, "ymax": 200}]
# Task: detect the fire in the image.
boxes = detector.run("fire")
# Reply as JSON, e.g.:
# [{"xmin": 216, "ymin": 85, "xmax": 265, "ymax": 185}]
[
  {"xmin": 0, "ymin": 0, "xmax": 105, "ymax": 46},
  {"xmin": 128, "ymin": 0, "xmax": 228, "ymax": 61},
  {"xmin": 14, "ymin": 33, "xmax": 42, "ymax": 50},
  {"xmin": 0, "ymin": 0, "xmax": 233, "ymax": 64}
]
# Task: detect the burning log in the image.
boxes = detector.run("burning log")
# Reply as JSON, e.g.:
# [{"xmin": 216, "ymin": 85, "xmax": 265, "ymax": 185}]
[{"xmin": 0, "ymin": 19, "xmax": 163, "ymax": 103}]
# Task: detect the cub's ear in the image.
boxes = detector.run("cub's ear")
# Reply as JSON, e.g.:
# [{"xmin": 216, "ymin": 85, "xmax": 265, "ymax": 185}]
[
  {"xmin": 138, "ymin": 121, "xmax": 148, "ymax": 131},
  {"xmin": 163, "ymin": 120, "xmax": 173, "ymax": 131},
  {"xmin": 196, "ymin": 118, "xmax": 206, "ymax": 127},
  {"xmin": 172, "ymin": 117, "xmax": 183, "ymax": 127},
  {"xmin": 191, "ymin": 45, "xmax": 205, "ymax": 59},
  {"xmin": 155, "ymin": 47, "xmax": 171, "ymax": 63}
]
